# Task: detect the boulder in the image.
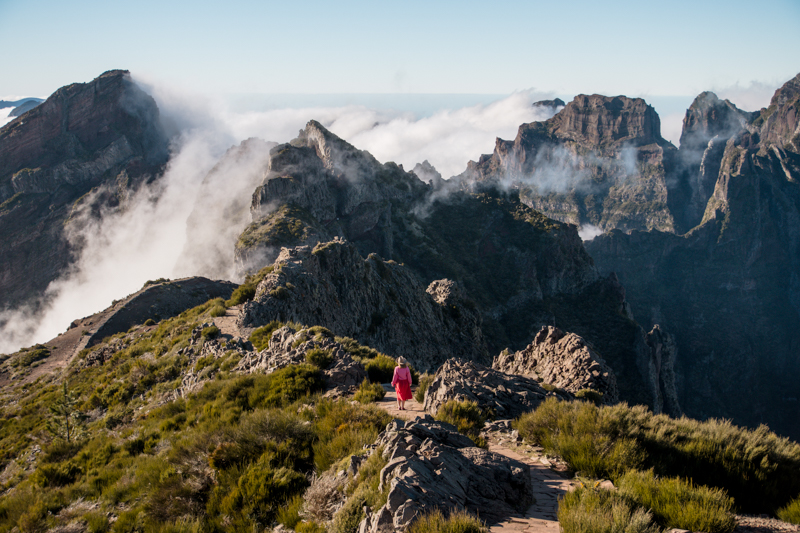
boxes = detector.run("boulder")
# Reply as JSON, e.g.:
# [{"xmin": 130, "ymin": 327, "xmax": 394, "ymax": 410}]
[
  {"xmin": 352, "ymin": 417, "xmax": 533, "ymax": 532},
  {"xmin": 493, "ymin": 326, "xmax": 619, "ymax": 404},
  {"xmin": 423, "ymin": 358, "xmax": 568, "ymax": 419}
]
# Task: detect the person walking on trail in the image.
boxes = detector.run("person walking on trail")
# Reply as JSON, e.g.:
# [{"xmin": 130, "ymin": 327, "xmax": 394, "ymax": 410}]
[{"xmin": 391, "ymin": 356, "xmax": 413, "ymax": 410}]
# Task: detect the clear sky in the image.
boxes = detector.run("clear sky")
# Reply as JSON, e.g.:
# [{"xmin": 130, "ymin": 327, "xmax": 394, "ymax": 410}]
[{"xmin": 0, "ymin": 0, "xmax": 798, "ymax": 99}]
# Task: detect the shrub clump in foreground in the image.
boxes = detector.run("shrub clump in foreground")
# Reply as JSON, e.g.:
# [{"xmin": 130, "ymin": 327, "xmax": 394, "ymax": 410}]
[
  {"xmin": 353, "ymin": 380, "xmax": 386, "ymax": 404},
  {"xmin": 515, "ymin": 396, "xmax": 800, "ymax": 514},
  {"xmin": 414, "ymin": 373, "xmax": 434, "ymax": 403},
  {"xmin": 407, "ymin": 508, "xmax": 488, "ymax": 533},
  {"xmin": 435, "ymin": 399, "xmax": 487, "ymax": 447},
  {"xmin": 249, "ymin": 320, "xmax": 284, "ymax": 351},
  {"xmin": 778, "ymin": 496, "xmax": 800, "ymax": 525}
]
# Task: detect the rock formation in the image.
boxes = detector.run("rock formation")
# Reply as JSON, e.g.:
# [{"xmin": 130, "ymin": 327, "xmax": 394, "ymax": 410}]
[
  {"xmin": 0, "ymin": 70, "xmax": 169, "ymax": 310},
  {"xmin": 237, "ymin": 240, "xmax": 488, "ymax": 371},
  {"xmin": 493, "ymin": 326, "xmax": 619, "ymax": 404},
  {"xmin": 234, "ymin": 120, "xmax": 670, "ymax": 411},
  {"xmin": 458, "ymin": 94, "xmax": 680, "ymax": 233},
  {"xmin": 482, "ymin": 73, "xmax": 800, "ymax": 437},
  {"xmin": 423, "ymin": 358, "xmax": 569, "ymax": 419},
  {"xmin": 350, "ymin": 417, "xmax": 534, "ymax": 532}
]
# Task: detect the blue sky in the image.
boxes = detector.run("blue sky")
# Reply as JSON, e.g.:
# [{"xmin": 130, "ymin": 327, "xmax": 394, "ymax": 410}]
[{"xmin": 1, "ymin": 0, "xmax": 798, "ymax": 99}]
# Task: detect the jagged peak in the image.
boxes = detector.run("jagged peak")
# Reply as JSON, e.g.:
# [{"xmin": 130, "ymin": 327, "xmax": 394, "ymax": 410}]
[{"xmin": 548, "ymin": 93, "xmax": 665, "ymax": 147}]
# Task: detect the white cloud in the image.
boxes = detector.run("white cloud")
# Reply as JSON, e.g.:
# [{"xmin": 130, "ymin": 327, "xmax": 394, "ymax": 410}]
[{"xmin": 0, "ymin": 80, "xmax": 554, "ymax": 353}]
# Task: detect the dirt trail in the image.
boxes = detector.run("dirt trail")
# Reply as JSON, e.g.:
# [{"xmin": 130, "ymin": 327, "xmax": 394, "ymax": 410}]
[{"xmin": 376, "ymin": 387, "xmax": 575, "ymax": 532}]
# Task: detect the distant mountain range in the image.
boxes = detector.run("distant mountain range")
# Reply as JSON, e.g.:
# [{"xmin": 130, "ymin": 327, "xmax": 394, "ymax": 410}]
[{"xmin": 1, "ymin": 69, "xmax": 799, "ymax": 442}]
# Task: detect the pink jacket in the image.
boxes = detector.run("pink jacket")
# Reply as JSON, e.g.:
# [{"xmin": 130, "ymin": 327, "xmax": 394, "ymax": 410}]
[{"xmin": 391, "ymin": 366, "xmax": 411, "ymax": 386}]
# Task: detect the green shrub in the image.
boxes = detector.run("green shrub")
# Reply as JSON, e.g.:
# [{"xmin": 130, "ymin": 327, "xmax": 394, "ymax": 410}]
[
  {"xmin": 414, "ymin": 373, "xmax": 434, "ymax": 403},
  {"xmin": 619, "ymin": 469, "xmax": 736, "ymax": 533},
  {"xmin": 249, "ymin": 320, "xmax": 283, "ymax": 351},
  {"xmin": 516, "ymin": 397, "xmax": 800, "ymax": 514},
  {"xmin": 778, "ymin": 496, "xmax": 800, "ymax": 525},
  {"xmin": 330, "ymin": 448, "xmax": 388, "ymax": 533},
  {"xmin": 334, "ymin": 336, "xmax": 383, "ymax": 360},
  {"xmin": 435, "ymin": 399, "xmax": 486, "ymax": 446},
  {"xmin": 209, "ymin": 304, "xmax": 227, "ymax": 317},
  {"xmin": 559, "ymin": 486, "xmax": 660, "ymax": 533},
  {"xmin": 516, "ymin": 398, "xmax": 645, "ymax": 479},
  {"xmin": 83, "ymin": 510, "xmax": 110, "ymax": 533},
  {"xmin": 269, "ymin": 286, "xmax": 290, "ymax": 300},
  {"xmin": 227, "ymin": 285, "xmax": 255, "ymax": 306},
  {"xmin": 575, "ymin": 388, "xmax": 604, "ymax": 405},
  {"xmin": 31, "ymin": 461, "xmax": 83, "ymax": 486},
  {"xmin": 364, "ymin": 354, "xmax": 396, "ymax": 383},
  {"xmin": 201, "ymin": 325, "xmax": 220, "ymax": 340},
  {"xmin": 296, "ymin": 522, "xmax": 327, "ymax": 533},
  {"xmin": 143, "ymin": 318, "xmax": 156, "ymax": 326},
  {"xmin": 305, "ymin": 348, "xmax": 333, "ymax": 369},
  {"xmin": 353, "ymin": 380, "xmax": 385, "ymax": 404},
  {"xmin": 277, "ymin": 494, "xmax": 304, "ymax": 529},
  {"xmin": 407, "ymin": 508, "xmax": 488, "ymax": 533}
]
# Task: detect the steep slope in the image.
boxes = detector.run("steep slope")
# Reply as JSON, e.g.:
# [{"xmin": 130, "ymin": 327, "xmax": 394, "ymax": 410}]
[
  {"xmin": 233, "ymin": 121, "xmax": 677, "ymax": 411},
  {"xmin": 458, "ymin": 94, "xmax": 680, "ymax": 233},
  {"xmin": 586, "ymin": 74, "xmax": 800, "ymax": 438},
  {"xmin": 0, "ymin": 70, "xmax": 169, "ymax": 310}
]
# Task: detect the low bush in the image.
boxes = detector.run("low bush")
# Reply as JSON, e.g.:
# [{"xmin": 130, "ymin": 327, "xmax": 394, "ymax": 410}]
[
  {"xmin": 334, "ymin": 336, "xmax": 382, "ymax": 361},
  {"xmin": 777, "ymin": 496, "xmax": 800, "ymax": 525},
  {"xmin": 435, "ymin": 399, "xmax": 486, "ymax": 445},
  {"xmin": 515, "ymin": 397, "xmax": 800, "ymax": 513},
  {"xmin": 330, "ymin": 447, "xmax": 388, "ymax": 533},
  {"xmin": 364, "ymin": 354, "xmax": 396, "ymax": 383},
  {"xmin": 575, "ymin": 389, "xmax": 604, "ymax": 405},
  {"xmin": 353, "ymin": 380, "xmax": 385, "ymax": 404},
  {"xmin": 559, "ymin": 486, "xmax": 660, "ymax": 533},
  {"xmin": 407, "ymin": 508, "xmax": 488, "ymax": 533},
  {"xmin": 201, "ymin": 325, "xmax": 220, "ymax": 340},
  {"xmin": 515, "ymin": 398, "xmax": 644, "ymax": 479},
  {"xmin": 276, "ymin": 494, "xmax": 304, "ymax": 529},
  {"xmin": 414, "ymin": 373, "xmax": 434, "ymax": 403},
  {"xmin": 226, "ymin": 265, "xmax": 274, "ymax": 306},
  {"xmin": 209, "ymin": 304, "xmax": 227, "ymax": 318},
  {"xmin": 305, "ymin": 348, "xmax": 333, "ymax": 369},
  {"xmin": 248, "ymin": 320, "xmax": 283, "ymax": 351},
  {"xmin": 619, "ymin": 469, "xmax": 736, "ymax": 533}
]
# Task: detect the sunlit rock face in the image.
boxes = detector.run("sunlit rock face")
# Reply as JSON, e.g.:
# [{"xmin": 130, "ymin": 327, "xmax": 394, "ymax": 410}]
[
  {"xmin": 0, "ymin": 70, "xmax": 169, "ymax": 310},
  {"xmin": 457, "ymin": 94, "xmax": 681, "ymax": 234}
]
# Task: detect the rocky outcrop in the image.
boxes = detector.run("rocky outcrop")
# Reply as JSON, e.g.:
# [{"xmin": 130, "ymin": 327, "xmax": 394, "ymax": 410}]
[
  {"xmin": 233, "ymin": 120, "xmax": 671, "ymax": 413},
  {"xmin": 587, "ymin": 73, "xmax": 800, "ymax": 438},
  {"xmin": 237, "ymin": 240, "xmax": 488, "ymax": 371},
  {"xmin": 423, "ymin": 359, "xmax": 569, "ymax": 419},
  {"xmin": 458, "ymin": 94, "xmax": 680, "ymax": 233},
  {"xmin": 493, "ymin": 326, "xmax": 618, "ymax": 404},
  {"xmin": 0, "ymin": 70, "xmax": 169, "ymax": 310},
  {"xmin": 351, "ymin": 417, "xmax": 533, "ymax": 532},
  {"xmin": 235, "ymin": 325, "xmax": 367, "ymax": 395}
]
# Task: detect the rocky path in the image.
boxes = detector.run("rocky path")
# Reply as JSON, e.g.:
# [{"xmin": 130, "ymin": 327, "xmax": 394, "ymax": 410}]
[{"xmin": 376, "ymin": 386, "xmax": 575, "ymax": 532}]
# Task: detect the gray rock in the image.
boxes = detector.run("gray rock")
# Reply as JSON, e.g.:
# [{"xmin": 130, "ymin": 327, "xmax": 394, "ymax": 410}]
[
  {"xmin": 493, "ymin": 326, "xmax": 619, "ymax": 404},
  {"xmin": 237, "ymin": 240, "xmax": 489, "ymax": 371},
  {"xmin": 349, "ymin": 417, "xmax": 533, "ymax": 532},
  {"xmin": 423, "ymin": 358, "xmax": 569, "ymax": 419}
]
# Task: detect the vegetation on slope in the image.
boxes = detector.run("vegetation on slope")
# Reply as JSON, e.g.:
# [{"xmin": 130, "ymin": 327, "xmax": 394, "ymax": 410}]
[
  {"xmin": 0, "ymin": 298, "xmax": 392, "ymax": 533},
  {"xmin": 516, "ymin": 397, "xmax": 800, "ymax": 514}
]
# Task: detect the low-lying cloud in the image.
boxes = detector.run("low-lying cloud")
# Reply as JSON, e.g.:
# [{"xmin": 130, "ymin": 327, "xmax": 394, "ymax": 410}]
[{"xmin": 0, "ymin": 79, "xmax": 556, "ymax": 353}]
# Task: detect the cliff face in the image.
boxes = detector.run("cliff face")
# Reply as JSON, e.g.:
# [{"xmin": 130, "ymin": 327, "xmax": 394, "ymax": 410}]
[
  {"xmin": 0, "ymin": 70, "xmax": 169, "ymax": 310},
  {"xmin": 238, "ymin": 240, "xmax": 488, "ymax": 371},
  {"xmin": 586, "ymin": 74, "xmax": 800, "ymax": 438},
  {"xmin": 458, "ymin": 94, "xmax": 680, "ymax": 233},
  {"xmin": 233, "ymin": 121, "xmax": 675, "ymax": 410}
]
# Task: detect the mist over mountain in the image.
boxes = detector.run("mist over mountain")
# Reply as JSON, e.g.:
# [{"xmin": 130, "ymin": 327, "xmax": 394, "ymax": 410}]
[{"xmin": 1, "ymin": 69, "xmax": 799, "ymax": 443}]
